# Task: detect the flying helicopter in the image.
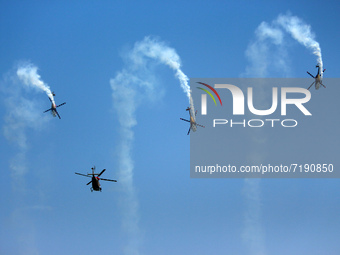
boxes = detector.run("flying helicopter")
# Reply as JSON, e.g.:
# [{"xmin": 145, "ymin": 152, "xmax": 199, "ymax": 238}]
[
  {"xmin": 75, "ymin": 166, "xmax": 117, "ymax": 192},
  {"xmin": 43, "ymin": 93, "xmax": 66, "ymax": 119},
  {"xmin": 180, "ymin": 107, "xmax": 205, "ymax": 135},
  {"xmin": 307, "ymin": 65, "xmax": 326, "ymax": 90}
]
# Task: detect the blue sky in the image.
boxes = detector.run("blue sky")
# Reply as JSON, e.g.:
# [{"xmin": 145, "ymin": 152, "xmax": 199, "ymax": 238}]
[{"xmin": 1, "ymin": 1, "xmax": 340, "ymax": 255}]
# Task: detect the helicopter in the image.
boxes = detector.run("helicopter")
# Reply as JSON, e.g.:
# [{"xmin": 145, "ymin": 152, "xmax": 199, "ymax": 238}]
[
  {"xmin": 75, "ymin": 166, "xmax": 117, "ymax": 192},
  {"xmin": 307, "ymin": 65, "xmax": 326, "ymax": 90},
  {"xmin": 180, "ymin": 107, "xmax": 205, "ymax": 135},
  {"xmin": 43, "ymin": 93, "xmax": 66, "ymax": 119}
]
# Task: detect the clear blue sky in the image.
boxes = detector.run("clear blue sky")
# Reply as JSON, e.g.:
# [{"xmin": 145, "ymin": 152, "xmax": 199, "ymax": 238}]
[{"xmin": 1, "ymin": 1, "xmax": 339, "ymax": 255}]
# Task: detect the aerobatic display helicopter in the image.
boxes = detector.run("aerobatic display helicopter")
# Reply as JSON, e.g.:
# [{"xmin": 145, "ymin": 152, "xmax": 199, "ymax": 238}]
[
  {"xmin": 43, "ymin": 93, "xmax": 66, "ymax": 119},
  {"xmin": 307, "ymin": 65, "xmax": 326, "ymax": 90},
  {"xmin": 180, "ymin": 107, "xmax": 205, "ymax": 135},
  {"xmin": 75, "ymin": 166, "xmax": 117, "ymax": 192}
]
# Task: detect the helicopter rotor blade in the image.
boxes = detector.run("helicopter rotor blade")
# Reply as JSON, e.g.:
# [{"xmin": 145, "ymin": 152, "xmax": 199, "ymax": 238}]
[
  {"xmin": 97, "ymin": 169, "xmax": 106, "ymax": 177},
  {"xmin": 100, "ymin": 178, "xmax": 117, "ymax": 182},
  {"xmin": 180, "ymin": 118, "xmax": 190, "ymax": 123},
  {"xmin": 307, "ymin": 81, "xmax": 315, "ymax": 90},
  {"xmin": 75, "ymin": 172, "xmax": 90, "ymax": 178},
  {"xmin": 196, "ymin": 123, "xmax": 205, "ymax": 128},
  {"xmin": 307, "ymin": 71, "xmax": 315, "ymax": 78},
  {"xmin": 56, "ymin": 102, "xmax": 66, "ymax": 108},
  {"xmin": 86, "ymin": 180, "xmax": 92, "ymax": 185},
  {"xmin": 43, "ymin": 108, "xmax": 52, "ymax": 113}
]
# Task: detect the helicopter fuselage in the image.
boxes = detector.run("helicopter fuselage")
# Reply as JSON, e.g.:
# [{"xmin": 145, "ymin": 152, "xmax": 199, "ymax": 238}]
[{"xmin": 91, "ymin": 177, "xmax": 101, "ymax": 192}]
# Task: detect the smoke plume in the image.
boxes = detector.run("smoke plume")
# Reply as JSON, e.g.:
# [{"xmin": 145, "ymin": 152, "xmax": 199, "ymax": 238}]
[
  {"xmin": 242, "ymin": 13, "xmax": 323, "ymax": 255},
  {"xmin": 276, "ymin": 14, "xmax": 323, "ymax": 72},
  {"xmin": 1, "ymin": 66, "xmax": 49, "ymax": 191},
  {"xmin": 130, "ymin": 36, "xmax": 190, "ymax": 99},
  {"xmin": 110, "ymin": 36, "xmax": 190, "ymax": 255},
  {"xmin": 17, "ymin": 63, "xmax": 56, "ymax": 104},
  {"xmin": 245, "ymin": 13, "xmax": 324, "ymax": 77}
]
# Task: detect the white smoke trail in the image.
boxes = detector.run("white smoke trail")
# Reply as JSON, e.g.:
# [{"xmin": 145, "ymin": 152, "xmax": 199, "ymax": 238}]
[
  {"xmin": 245, "ymin": 22, "xmax": 286, "ymax": 77},
  {"xmin": 111, "ymin": 72, "xmax": 143, "ymax": 255},
  {"xmin": 242, "ymin": 13, "xmax": 323, "ymax": 255},
  {"xmin": 242, "ymin": 179, "xmax": 266, "ymax": 255},
  {"xmin": 130, "ymin": 36, "xmax": 190, "ymax": 99},
  {"xmin": 245, "ymin": 13, "xmax": 323, "ymax": 77},
  {"xmin": 276, "ymin": 14, "xmax": 323, "ymax": 73},
  {"xmin": 1, "ymin": 65, "xmax": 53, "ymax": 255},
  {"xmin": 110, "ymin": 36, "xmax": 190, "ymax": 255},
  {"xmin": 1, "ymin": 69, "xmax": 49, "ymax": 185},
  {"xmin": 17, "ymin": 63, "xmax": 56, "ymax": 104}
]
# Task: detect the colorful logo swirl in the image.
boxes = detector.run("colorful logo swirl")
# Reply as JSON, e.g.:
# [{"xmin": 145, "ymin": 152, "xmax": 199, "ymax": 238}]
[{"xmin": 196, "ymin": 82, "xmax": 222, "ymax": 106}]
